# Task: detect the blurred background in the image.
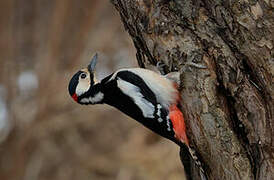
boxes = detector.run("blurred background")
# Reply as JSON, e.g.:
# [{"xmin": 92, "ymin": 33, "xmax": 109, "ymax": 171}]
[{"xmin": 0, "ymin": 1, "xmax": 184, "ymax": 180}]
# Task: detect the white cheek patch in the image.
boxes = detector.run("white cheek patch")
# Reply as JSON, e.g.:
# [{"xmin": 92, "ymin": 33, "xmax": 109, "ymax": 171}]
[
  {"xmin": 76, "ymin": 79, "xmax": 90, "ymax": 96},
  {"xmin": 117, "ymin": 78, "xmax": 155, "ymax": 118}
]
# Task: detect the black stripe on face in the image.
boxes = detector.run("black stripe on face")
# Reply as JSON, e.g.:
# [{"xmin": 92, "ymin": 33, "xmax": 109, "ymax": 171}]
[{"xmin": 68, "ymin": 71, "xmax": 81, "ymax": 96}]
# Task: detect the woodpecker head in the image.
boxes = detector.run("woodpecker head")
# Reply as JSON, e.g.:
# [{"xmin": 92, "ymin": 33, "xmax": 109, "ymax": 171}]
[{"xmin": 68, "ymin": 53, "xmax": 98, "ymax": 103}]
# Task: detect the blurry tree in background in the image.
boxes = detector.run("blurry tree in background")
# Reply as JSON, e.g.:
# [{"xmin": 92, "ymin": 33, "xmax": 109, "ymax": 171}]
[{"xmin": 0, "ymin": 1, "xmax": 185, "ymax": 180}]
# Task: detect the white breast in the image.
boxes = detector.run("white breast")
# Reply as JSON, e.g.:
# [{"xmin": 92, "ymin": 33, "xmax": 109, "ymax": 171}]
[{"xmin": 80, "ymin": 92, "xmax": 104, "ymax": 104}]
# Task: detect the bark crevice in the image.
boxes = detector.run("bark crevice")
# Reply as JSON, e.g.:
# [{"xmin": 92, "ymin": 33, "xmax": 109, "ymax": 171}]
[{"xmin": 216, "ymin": 78, "xmax": 258, "ymax": 178}]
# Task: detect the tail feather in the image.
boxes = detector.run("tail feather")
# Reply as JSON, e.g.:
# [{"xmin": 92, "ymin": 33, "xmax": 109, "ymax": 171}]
[
  {"xmin": 179, "ymin": 144, "xmax": 208, "ymax": 180},
  {"xmin": 180, "ymin": 144, "xmax": 192, "ymax": 180}
]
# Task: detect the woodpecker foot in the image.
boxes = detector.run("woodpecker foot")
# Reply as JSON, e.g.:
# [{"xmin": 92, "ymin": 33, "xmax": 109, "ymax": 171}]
[
  {"xmin": 155, "ymin": 61, "xmax": 180, "ymax": 85},
  {"xmin": 164, "ymin": 72, "xmax": 180, "ymax": 85},
  {"xmin": 156, "ymin": 61, "xmax": 169, "ymax": 75}
]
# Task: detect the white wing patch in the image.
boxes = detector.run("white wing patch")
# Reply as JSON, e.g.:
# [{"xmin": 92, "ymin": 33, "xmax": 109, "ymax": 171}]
[
  {"xmin": 166, "ymin": 116, "xmax": 171, "ymax": 131},
  {"xmin": 110, "ymin": 68, "xmax": 177, "ymax": 109},
  {"xmin": 117, "ymin": 78, "xmax": 155, "ymax": 118},
  {"xmin": 156, "ymin": 104, "xmax": 163, "ymax": 122},
  {"xmin": 80, "ymin": 92, "xmax": 104, "ymax": 104}
]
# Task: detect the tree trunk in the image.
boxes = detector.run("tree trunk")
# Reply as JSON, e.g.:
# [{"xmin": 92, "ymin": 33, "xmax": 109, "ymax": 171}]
[{"xmin": 110, "ymin": 0, "xmax": 274, "ymax": 179}]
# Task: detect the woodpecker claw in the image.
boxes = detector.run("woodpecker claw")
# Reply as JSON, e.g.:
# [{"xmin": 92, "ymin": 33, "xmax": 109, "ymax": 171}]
[
  {"xmin": 164, "ymin": 72, "xmax": 180, "ymax": 85},
  {"xmin": 156, "ymin": 61, "xmax": 168, "ymax": 75}
]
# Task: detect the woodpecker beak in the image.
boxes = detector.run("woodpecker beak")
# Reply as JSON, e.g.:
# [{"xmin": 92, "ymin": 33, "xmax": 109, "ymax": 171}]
[{"xmin": 88, "ymin": 53, "xmax": 98, "ymax": 73}]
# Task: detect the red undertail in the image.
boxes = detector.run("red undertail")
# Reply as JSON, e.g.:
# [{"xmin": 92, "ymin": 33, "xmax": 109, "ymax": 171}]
[{"xmin": 169, "ymin": 104, "xmax": 189, "ymax": 146}]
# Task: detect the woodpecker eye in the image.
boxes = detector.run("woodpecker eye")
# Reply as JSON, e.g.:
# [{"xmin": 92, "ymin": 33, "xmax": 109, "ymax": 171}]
[{"xmin": 80, "ymin": 73, "xmax": 87, "ymax": 79}]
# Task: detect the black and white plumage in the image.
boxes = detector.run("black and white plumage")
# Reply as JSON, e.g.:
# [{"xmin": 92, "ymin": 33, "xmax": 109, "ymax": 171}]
[
  {"xmin": 68, "ymin": 54, "xmax": 179, "ymax": 143},
  {"xmin": 68, "ymin": 54, "xmax": 207, "ymax": 180}
]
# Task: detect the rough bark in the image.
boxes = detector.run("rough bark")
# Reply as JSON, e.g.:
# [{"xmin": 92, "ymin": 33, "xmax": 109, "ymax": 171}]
[{"xmin": 111, "ymin": 0, "xmax": 274, "ymax": 179}]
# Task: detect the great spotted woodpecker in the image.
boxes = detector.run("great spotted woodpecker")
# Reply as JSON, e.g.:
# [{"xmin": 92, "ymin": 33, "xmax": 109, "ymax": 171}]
[{"xmin": 68, "ymin": 54, "xmax": 206, "ymax": 179}]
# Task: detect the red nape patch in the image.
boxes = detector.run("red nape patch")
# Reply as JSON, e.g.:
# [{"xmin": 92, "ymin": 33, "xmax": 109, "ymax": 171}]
[
  {"xmin": 72, "ymin": 93, "xmax": 78, "ymax": 102},
  {"xmin": 169, "ymin": 104, "xmax": 189, "ymax": 145}
]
